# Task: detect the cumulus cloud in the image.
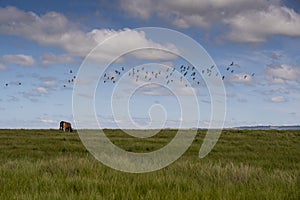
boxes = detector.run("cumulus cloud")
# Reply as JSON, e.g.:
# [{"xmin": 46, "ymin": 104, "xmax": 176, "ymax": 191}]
[
  {"xmin": 121, "ymin": 0, "xmax": 300, "ymax": 43},
  {"xmin": 43, "ymin": 81, "xmax": 56, "ymax": 87},
  {"xmin": 270, "ymin": 51, "xmax": 284, "ymax": 60},
  {"xmin": 265, "ymin": 64, "xmax": 300, "ymax": 84},
  {"xmin": 36, "ymin": 87, "xmax": 48, "ymax": 94},
  {"xmin": 40, "ymin": 119, "xmax": 56, "ymax": 124},
  {"xmin": 0, "ymin": 54, "xmax": 35, "ymax": 66},
  {"xmin": 0, "ymin": 6, "xmax": 93, "ymax": 56},
  {"xmin": 121, "ymin": 0, "xmax": 275, "ymax": 27},
  {"xmin": 120, "ymin": 0, "xmax": 153, "ymax": 19},
  {"xmin": 263, "ymin": 88, "xmax": 290, "ymax": 95},
  {"xmin": 0, "ymin": 63, "xmax": 7, "ymax": 70},
  {"xmin": 229, "ymin": 73, "xmax": 253, "ymax": 84},
  {"xmin": 0, "ymin": 6, "xmax": 179, "ymax": 61},
  {"xmin": 226, "ymin": 5, "xmax": 300, "ymax": 42},
  {"xmin": 41, "ymin": 53, "xmax": 74, "ymax": 66},
  {"xmin": 271, "ymin": 96, "xmax": 287, "ymax": 102},
  {"xmin": 88, "ymin": 28, "xmax": 179, "ymax": 62},
  {"xmin": 136, "ymin": 85, "xmax": 197, "ymax": 96}
]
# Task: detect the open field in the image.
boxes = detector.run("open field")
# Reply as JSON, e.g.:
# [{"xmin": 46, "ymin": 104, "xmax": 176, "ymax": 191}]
[{"xmin": 0, "ymin": 129, "xmax": 299, "ymax": 199}]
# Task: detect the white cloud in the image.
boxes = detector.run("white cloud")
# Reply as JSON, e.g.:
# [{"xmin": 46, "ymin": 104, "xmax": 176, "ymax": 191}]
[
  {"xmin": 265, "ymin": 64, "xmax": 300, "ymax": 84},
  {"xmin": 226, "ymin": 5, "xmax": 300, "ymax": 42},
  {"xmin": 88, "ymin": 28, "xmax": 179, "ymax": 62},
  {"xmin": 136, "ymin": 86, "xmax": 197, "ymax": 96},
  {"xmin": 229, "ymin": 73, "xmax": 253, "ymax": 84},
  {"xmin": 0, "ymin": 63, "xmax": 7, "ymax": 70},
  {"xmin": 36, "ymin": 87, "xmax": 48, "ymax": 94},
  {"xmin": 0, "ymin": 54, "xmax": 35, "ymax": 66},
  {"xmin": 120, "ymin": 0, "xmax": 153, "ymax": 19},
  {"xmin": 271, "ymin": 96, "xmax": 287, "ymax": 102},
  {"xmin": 121, "ymin": 0, "xmax": 300, "ymax": 43},
  {"xmin": 41, "ymin": 53, "xmax": 74, "ymax": 66},
  {"xmin": 129, "ymin": 78, "xmax": 198, "ymax": 96},
  {"xmin": 0, "ymin": 6, "xmax": 94, "ymax": 56},
  {"xmin": 121, "ymin": 0, "xmax": 276, "ymax": 27},
  {"xmin": 40, "ymin": 119, "xmax": 56, "ymax": 124},
  {"xmin": 43, "ymin": 81, "xmax": 56, "ymax": 87},
  {"xmin": 263, "ymin": 88, "xmax": 290, "ymax": 95},
  {"xmin": 172, "ymin": 18, "xmax": 190, "ymax": 28},
  {"xmin": 0, "ymin": 6, "xmax": 179, "ymax": 61}
]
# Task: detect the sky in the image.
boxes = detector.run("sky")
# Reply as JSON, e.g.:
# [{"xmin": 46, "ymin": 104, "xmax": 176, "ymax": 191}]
[{"xmin": 0, "ymin": 0, "xmax": 300, "ymax": 129}]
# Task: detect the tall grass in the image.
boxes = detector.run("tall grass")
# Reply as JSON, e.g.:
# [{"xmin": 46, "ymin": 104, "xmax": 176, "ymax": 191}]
[{"xmin": 0, "ymin": 129, "xmax": 299, "ymax": 199}]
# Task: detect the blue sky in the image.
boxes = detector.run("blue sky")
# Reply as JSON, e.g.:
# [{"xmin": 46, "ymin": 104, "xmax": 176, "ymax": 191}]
[{"xmin": 0, "ymin": 0, "xmax": 300, "ymax": 129}]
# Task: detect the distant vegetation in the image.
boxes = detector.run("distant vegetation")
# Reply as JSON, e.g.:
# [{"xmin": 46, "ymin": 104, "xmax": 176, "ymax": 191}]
[
  {"xmin": 235, "ymin": 125, "xmax": 300, "ymax": 130},
  {"xmin": 0, "ymin": 129, "xmax": 299, "ymax": 199}
]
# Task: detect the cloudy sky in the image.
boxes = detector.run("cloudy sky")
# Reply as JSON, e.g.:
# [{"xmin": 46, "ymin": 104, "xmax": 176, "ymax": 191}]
[{"xmin": 0, "ymin": 0, "xmax": 300, "ymax": 129}]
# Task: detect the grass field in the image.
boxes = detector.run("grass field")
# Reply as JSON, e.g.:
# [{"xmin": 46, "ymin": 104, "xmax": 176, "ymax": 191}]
[{"xmin": 0, "ymin": 129, "xmax": 299, "ymax": 199}]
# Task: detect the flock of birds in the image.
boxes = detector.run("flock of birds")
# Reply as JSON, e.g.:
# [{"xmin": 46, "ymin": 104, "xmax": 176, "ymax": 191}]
[
  {"xmin": 3, "ymin": 62, "xmax": 255, "ymax": 89},
  {"xmin": 63, "ymin": 69, "xmax": 76, "ymax": 88},
  {"xmin": 4, "ymin": 69, "xmax": 76, "ymax": 89},
  {"xmin": 101, "ymin": 62, "xmax": 255, "ymax": 86}
]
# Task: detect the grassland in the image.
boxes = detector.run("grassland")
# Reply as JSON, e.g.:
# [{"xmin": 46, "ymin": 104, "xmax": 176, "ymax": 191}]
[{"xmin": 0, "ymin": 129, "xmax": 299, "ymax": 199}]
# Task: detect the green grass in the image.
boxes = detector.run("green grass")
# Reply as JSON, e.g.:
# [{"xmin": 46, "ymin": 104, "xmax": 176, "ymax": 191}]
[{"xmin": 0, "ymin": 129, "xmax": 299, "ymax": 199}]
